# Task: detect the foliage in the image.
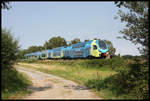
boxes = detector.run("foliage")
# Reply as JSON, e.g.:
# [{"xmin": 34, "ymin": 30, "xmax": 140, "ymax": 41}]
[
  {"xmin": 17, "ymin": 45, "xmax": 45, "ymax": 59},
  {"xmin": 1, "ymin": 1, "xmax": 11, "ymax": 10},
  {"xmin": 104, "ymin": 40, "xmax": 116, "ymax": 56},
  {"xmin": 1, "ymin": 28, "xmax": 20, "ymax": 68},
  {"xmin": 1, "ymin": 28, "xmax": 32, "ymax": 99},
  {"xmin": 84, "ymin": 39, "xmax": 90, "ymax": 42},
  {"xmin": 17, "ymin": 49, "xmax": 28, "ymax": 59},
  {"xmin": 68, "ymin": 38, "xmax": 81, "ymax": 45},
  {"xmin": 85, "ymin": 58, "xmax": 149, "ymax": 99},
  {"xmin": 114, "ymin": 3, "xmax": 149, "ymax": 98},
  {"xmin": 114, "ymin": 1, "xmax": 149, "ymax": 57},
  {"xmin": 122, "ymin": 55, "xmax": 145, "ymax": 59},
  {"xmin": 26, "ymin": 45, "xmax": 44, "ymax": 53},
  {"xmin": 122, "ymin": 55, "xmax": 134, "ymax": 59},
  {"xmin": 113, "ymin": 60, "xmax": 149, "ymax": 99},
  {"xmin": 2, "ymin": 67, "xmax": 32, "ymax": 99},
  {"xmin": 24, "ymin": 58, "xmax": 38, "ymax": 63},
  {"xmin": 44, "ymin": 36, "xmax": 67, "ymax": 49},
  {"xmin": 93, "ymin": 38, "xmax": 98, "ymax": 40}
]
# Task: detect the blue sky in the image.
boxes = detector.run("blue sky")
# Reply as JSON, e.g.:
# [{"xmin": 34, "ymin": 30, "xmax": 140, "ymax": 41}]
[{"xmin": 2, "ymin": 2, "xmax": 141, "ymax": 56}]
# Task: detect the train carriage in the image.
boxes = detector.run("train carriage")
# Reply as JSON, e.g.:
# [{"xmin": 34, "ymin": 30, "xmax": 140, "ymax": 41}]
[
  {"xmin": 24, "ymin": 53, "xmax": 30, "ymax": 59},
  {"xmin": 71, "ymin": 40, "xmax": 92, "ymax": 58},
  {"xmin": 51, "ymin": 46, "xmax": 65, "ymax": 58},
  {"xmin": 35, "ymin": 51, "xmax": 42, "ymax": 59},
  {"xmin": 24, "ymin": 52, "xmax": 37, "ymax": 60}
]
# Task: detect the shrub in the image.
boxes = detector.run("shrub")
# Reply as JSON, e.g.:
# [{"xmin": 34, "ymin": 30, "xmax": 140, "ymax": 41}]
[
  {"xmin": 85, "ymin": 57, "xmax": 149, "ymax": 99},
  {"xmin": 2, "ymin": 67, "xmax": 32, "ymax": 99},
  {"xmin": 2, "ymin": 29, "xmax": 19, "ymax": 69},
  {"xmin": 78, "ymin": 56, "xmax": 127, "ymax": 71},
  {"xmin": 111, "ymin": 60, "xmax": 149, "ymax": 99}
]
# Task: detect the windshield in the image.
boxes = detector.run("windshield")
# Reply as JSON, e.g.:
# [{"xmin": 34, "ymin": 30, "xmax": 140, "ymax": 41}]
[{"xmin": 99, "ymin": 40, "xmax": 107, "ymax": 49}]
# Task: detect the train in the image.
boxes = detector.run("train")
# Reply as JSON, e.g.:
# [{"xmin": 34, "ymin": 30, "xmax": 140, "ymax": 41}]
[{"xmin": 24, "ymin": 39, "xmax": 110, "ymax": 60}]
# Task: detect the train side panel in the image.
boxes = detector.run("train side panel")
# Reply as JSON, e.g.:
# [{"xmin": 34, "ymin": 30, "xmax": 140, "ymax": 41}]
[
  {"xmin": 70, "ymin": 41, "xmax": 92, "ymax": 58},
  {"xmin": 51, "ymin": 47, "xmax": 65, "ymax": 58}
]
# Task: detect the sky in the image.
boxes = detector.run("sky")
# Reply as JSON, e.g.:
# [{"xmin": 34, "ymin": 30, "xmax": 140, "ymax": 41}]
[{"xmin": 2, "ymin": 1, "xmax": 141, "ymax": 56}]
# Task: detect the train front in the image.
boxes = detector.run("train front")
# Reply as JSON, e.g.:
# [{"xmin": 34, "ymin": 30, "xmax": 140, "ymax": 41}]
[
  {"xmin": 91, "ymin": 39, "xmax": 109, "ymax": 58},
  {"xmin": 98, "ymin": 40, "xmax": 109, "ymax": 58}
]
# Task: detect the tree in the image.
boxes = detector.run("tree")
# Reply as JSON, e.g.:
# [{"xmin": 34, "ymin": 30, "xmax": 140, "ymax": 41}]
[
  {"xmin": 1, "ymin": 1, "xmax": 11, "ymax": 10},
  {"xmin": 122, "ymin": 55, "xmax": 134, "ymax": 59},
  {"xmin": 104, "ymin": 40, "xmax": 116, "ymax": 56},
  {"xmin": 2, "ymin": 28, "xmax": 19, "ymax": 68},
  {"xmin": 17, "ymin": 49, "xmax": 28, "ymax": 59},
  {"xmin": 27, "ymin": 45, "xmax": 45, "ymax": 53},
  {"xmin": 114, "ymin": 2, "xmax": 149, "ymax": 99},
  {"xmin": 93, "ymin": 38, "xmax": 98, "ymax": 40},
  {"xmin": 114, "ymin": 1, "xmax": 149, "ymax": 58},
  {"xmin": 44, "ymin": 36, "xmax": 67, "ymax": 49},
  {"xmin": 44, "ymin": 41, "xmax": 51, "ymax": 49},
  {"xmin": 84, "ymin": 39, "xmax": 90, "ymax": 42},
  {"xmin": 18, "ymin": 45, "xmax": 46, "ymax": 59},
  {"xmin": 68, "ymin": 38, "xmax": 81, "ymax": 45}
]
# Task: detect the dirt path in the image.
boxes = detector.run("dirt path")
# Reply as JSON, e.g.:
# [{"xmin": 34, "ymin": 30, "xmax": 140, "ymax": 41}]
[{"xmin": 15, "ymin": 66, "xmax": 101, "ymax": 99}]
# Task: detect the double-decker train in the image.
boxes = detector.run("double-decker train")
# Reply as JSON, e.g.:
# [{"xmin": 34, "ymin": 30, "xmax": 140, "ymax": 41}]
[{"xmin": 24, "ymin": 39, "xmax": 109, "ymax": 60}]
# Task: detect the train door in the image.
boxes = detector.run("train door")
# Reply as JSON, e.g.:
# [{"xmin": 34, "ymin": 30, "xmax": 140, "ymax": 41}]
[{"xmin": 48, "ymin": 52, "xmax": 51, "ymax": 59}]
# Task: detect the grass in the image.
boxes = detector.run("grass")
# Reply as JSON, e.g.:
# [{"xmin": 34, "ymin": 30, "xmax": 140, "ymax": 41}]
[
  {"xmin": 18, "ymin": 62, "xmax": 116, "ymax": 84},
  {"xmin": 17, "ymin": 57, "xmax": 149, "ymax": 99},
  {"xmin": 17, "ymin": 59, "xmax": 119, "ymax": 99},
  {"xmin": 1, "ymin": 67, "xmax": 32, "ymax": 100}
]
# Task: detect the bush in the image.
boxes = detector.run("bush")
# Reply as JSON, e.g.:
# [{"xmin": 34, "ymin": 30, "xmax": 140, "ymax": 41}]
[
  {"xmin": 84, "ymin": 57, "xmax": 149, "ymax": 99},
  {"xmin": 127, "ymin": 61, "xmax": 149, "ymax": 99},
  {"xmin": 2, "ymin": 67, "xmax": 32, "ymax": 99},
  {"xmin": 1, "ymin": 28, "xmax": 32, "ymax": 99},
  {"xmin": 2, "ymin": 29, "xmax": 19, "ymax": 69},
  {"xmin": 110, "ymin": 60, "xmax": 149, "ymax": 99},
  {"xmin": 77, "ymin": 56, "xmax": 127, "ymax": 71}
]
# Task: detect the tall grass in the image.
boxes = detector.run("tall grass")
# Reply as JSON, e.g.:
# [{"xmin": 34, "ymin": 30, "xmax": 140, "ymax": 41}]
[{"xmin": 2, "ymin": 67, "xmax": 32, "ymax": 99}]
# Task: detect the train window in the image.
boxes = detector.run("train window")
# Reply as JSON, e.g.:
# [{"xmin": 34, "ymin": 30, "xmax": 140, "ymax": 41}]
[
  {"xmin": 49, "ymin": 53, "xmax": 51, "ymax": 56},
  {"xmin": 72, "ymin": 44, "xmax": 78, "ymax": 48},
  {"xmin": 99, "ymin": 40, "xmax": 106, "ymax": 49},
  {"xmin": 93, "ymin": 45, "xmax": 97, "ymax": 50},
  {"xmin": 42, "ymin": 54, "xmax": 45, "ymax": 57},
  {"xmin": 72, "ymin": 43, "xmax": 85, "ymax": 48}
]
